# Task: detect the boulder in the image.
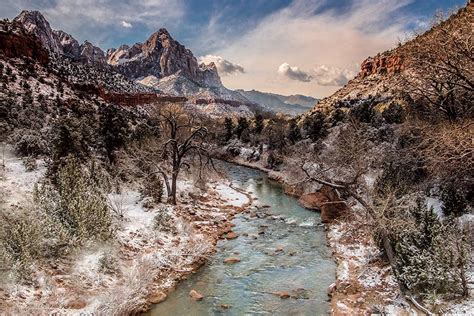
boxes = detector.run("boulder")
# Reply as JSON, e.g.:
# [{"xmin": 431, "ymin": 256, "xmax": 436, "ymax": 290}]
[
  {"xmin": 225, "ymin": 232, "xmax": 238, "ymax": 240},
  {"xmin": 272, "ymin": 291, "xmax": 291, "ymax": 299},
  {"xmin": 65, "ymin": 298, "xmax": 87, "ymax": 309},
  {"xmin": 189, "ymin": 289, "xmax": 204, "ymax": 301},
  {"xmin": 149, "ymin": 291, "xmax": 167, "ymax": 304},
  {"xmin": 298, "ymin": 192, "xmax": 330, "ymax": 210},
  {"xmin": 224, "ymin": 257, "xmax": 241, "ymax": 264}
]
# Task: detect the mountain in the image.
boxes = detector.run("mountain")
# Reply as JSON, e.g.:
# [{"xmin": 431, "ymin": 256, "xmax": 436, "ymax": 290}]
[
  {"xmin": 236, "ymin": 89, "xmax": 318, "ymax": 116},
  {"xmin": 13, "ymin": 11, "xmax": 106, "ymax": 65},
  {"xmin": 10, "ymin": 10, "xmax": 264, "ymax": 117},
  {"xmin": 309, "ymin": 3, "xmax": 473, "ymax": 116}
]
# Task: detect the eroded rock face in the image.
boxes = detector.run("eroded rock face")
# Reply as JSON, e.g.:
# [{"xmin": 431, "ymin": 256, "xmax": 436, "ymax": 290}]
[
  {"xmin": 13, "ymin": 11, "xmax": 106, "ymax": 65},
  {"xmin": 80, "ymin": 41, "xmax": 106, "ymax": 65},
  {"xmin": 106, "ymin": 28, "xmax": 221, "ymax": 86},
  {"xmin": 13, "ymin": 10, "xmax": 63, "ymax": 55},
  {"xmin": 0, "ymin": 23, "xmax": 49, "ymax": 64},
  {"xmin": 359, "ymin": 54, "xmax": 404, "ymax": 78},
  {"xmin": 298, "ymin": 185, "xmax": 348, "ymax": 223},
  {"xmin": 298, "ymin": 192, "xmax": 330, "ymax": 210},
  {"xmin": 55, "ymin": 30, "xmax": 80, "ymax": 58}
]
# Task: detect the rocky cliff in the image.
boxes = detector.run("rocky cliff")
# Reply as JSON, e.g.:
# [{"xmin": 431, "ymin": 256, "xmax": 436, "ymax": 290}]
[
  {"xmin": 13, "ymin": 10, "xmax": 106, "ymax": 64},
  {"xmin": 309, "ymin": 3, "xmax": 473, "ymax": 115}
]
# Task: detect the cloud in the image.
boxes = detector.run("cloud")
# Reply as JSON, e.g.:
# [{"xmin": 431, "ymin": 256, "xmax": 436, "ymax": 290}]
[
  {"xmin": 199, "ymin": 55, "xmax": 245, "ymax": 76},
  {"xmin": 212, "ymin": 0, "xmax": 415, "ymax": 97},
  {"xmin": 277, "ymin": 63, "xmax": 312, "ymax": 82},
  {"xmin": 2, "ymin": 0, "xmax": 185, "ymax": 47},
  {"xmin": 121, "ymin": 21, "xmax": 132, "ymax": 28},
  {"xmin": 312, "ymin": 65, "xmax": 357, "ymax": 86}
]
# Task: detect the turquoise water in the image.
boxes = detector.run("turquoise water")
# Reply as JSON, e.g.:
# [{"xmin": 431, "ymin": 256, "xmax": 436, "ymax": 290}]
[{"xmin": 149, "ymin": 162, "xmax": 335, "ymax": 315}]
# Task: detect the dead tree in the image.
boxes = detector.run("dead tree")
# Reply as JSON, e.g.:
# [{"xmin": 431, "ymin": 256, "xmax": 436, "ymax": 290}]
[
  {"xmin": 403, "ymin": 7, "xmax": 473, "ymax": 120},
  {"xmin": 154, "ymin": 103, "xmax": 212, "ymax": 205}
]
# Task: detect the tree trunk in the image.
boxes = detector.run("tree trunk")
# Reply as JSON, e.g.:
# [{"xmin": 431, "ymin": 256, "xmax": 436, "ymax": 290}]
[{"xmin": 169, "ymin": 173, "xmax": 177, "ymax": 205}]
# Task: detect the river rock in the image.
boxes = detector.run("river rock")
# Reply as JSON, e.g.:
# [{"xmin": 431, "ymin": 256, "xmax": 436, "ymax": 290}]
[
  {"xmin": 189, "ymin": 289, "xmax": 204, "ymax": 301},
  {"xmin": 149, "ymin": 291, "xmax": 167, "ymax": 304},
  {"xmin": 224, "ymin": 257, "xmax": 241, "ymax": 264},
  {"xmin": 65, "ymin": 298, "xmax": 87, "ymax": 309},
  {"xmin": 220, "ymin": 304, "xmax": 231, "ymax": 309},
  {"xmin": 298, "ymin": 192, "xmax": 329, "ymax": 210},
  {"xmin": 225, "ymin": 232, "xmax": 238, "ymax": 240},
  {"xmin": 273, "ymin": 291, "xmax": 291, "ymax": 299}
]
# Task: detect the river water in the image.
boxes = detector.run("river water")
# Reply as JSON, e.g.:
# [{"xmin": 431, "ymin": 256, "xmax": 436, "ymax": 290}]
[{"xmin": 149, "ymin": 162, "xmax": 335, "ymax": 315}]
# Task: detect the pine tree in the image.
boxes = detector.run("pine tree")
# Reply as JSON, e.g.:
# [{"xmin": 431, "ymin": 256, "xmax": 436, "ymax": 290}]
[
  {"xmin": 224, "ymin": 117, "xmax": 233, "ymax": 141},
  {"xmin": 254, "ymin": 112, "xmax": 264, "ymax": 134},
  {"xmin": 235, "ymin": 117, "xmax": 249, "ymax": 140},
  {"xmin": 286, "ymin": 119, "xmax": 301, "ymax": 143}
]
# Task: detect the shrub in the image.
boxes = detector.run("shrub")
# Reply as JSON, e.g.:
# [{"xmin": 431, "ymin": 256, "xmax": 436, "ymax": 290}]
[
  {"xmin": 140, "ymin": 173, "xmax": 164, "ymax": 204},
  {"xmin": 392, "ymin": 200, "xmax": 468, "ymax": 295},
  {"xmin": 382, "ymin": 102, "xmax": 406, "ymax": 124},
  {"xmin": 0, "ymin": 213, "xmax": 43, "ymax": 282},
  {"xmin": 286, "ymin": 119, "xmax": 301, "ymax": 143},
  {"xmin": 22, "ymin": 156, "xmax": 37, "ymax": 171},
  {"xmin": 440, "ymin": 183, "xmax": 468, "ymax": 217},
  {"xmin": 234, "ymin": 117, "xmax": 249, "ymax": 140},
  {"xmin": 35, "ymin": 156, "xmax": 113, "ymax": 244},
  {"xmin": 302, "ymin": 112, "xmax": 327, "ymax": 142},
  {"xmin": 8, "ymin": 128, "xmax": 47, "ymax": 157},
  {"xmin": 350, "ymin": 101, "xmax": 375, "ymax": 123},
  {"xmin": 223, "ymin": 117, "xmax": 233, "ymax": 142},
  {"xmin": 153, "ymin": 207, "xmax": 176, "ymax": 234},
  {"xmin": 98, "ymin": 253, "xmax": 121, "ymax": 275},
  {"xmin": 265, "ymin": 151, "xmax": 283, "ymax": 170}
]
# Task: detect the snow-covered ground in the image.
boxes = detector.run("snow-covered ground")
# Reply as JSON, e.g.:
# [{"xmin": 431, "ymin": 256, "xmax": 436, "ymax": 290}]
[{"xmin": 0, "ymin": 147, "xmax": 252, "ymax": 314}]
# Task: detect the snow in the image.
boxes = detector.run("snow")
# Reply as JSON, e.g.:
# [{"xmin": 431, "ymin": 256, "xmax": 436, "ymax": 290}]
[
  {"xmin": 0, "ymin": 144, "xmax": 45, "ymax": 208},
  {"xmin": 425, "ymin": 196, "xmax": 444, "ymax": 218},
  {"xmin": 214, "ymin": 184, "xmax": 249, "ymax": 207}
]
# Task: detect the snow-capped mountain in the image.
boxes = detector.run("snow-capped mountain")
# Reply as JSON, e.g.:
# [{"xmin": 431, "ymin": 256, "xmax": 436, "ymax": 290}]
[{"xmin": 10, "ymin": 10, "xmax": 265, "ymax": 117}]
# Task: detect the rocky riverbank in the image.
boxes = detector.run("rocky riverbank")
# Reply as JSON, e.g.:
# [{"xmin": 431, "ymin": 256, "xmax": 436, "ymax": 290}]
[
  {"xmin": 0, "ymin": 146, "xmax": 254, "ymax": 315},
  {"xmin": 217, "ymin": 153, "xmax": 416, "ymax": 314}
]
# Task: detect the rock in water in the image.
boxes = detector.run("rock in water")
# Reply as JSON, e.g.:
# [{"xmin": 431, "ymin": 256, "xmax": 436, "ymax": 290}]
[
  {"xmin": 189, "ymin": 289, "xmax": 204, "ymax": 301},
  {"xmin": 149, "ymin": 291, "xmax": 167, "ymax": 304},
  {"xmin": 224, "ymin": 257, "xmax": 241, "ymax": 264}
]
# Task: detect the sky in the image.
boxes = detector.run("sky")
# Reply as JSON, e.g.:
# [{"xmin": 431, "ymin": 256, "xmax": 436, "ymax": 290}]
[{"xmin": 2, "ymin": 0, "xmax": 467, "ymax": 97}]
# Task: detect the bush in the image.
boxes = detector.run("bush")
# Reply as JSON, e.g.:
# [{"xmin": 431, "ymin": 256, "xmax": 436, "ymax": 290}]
[
  {"xmin": 350, "ymin": 101, "xmax": 375, "ymax": 123},
  {"xmin": 153, "ymin": 207, "xmax": 176, "ymax": 234},
  {"xmin": 382, "ymin": 102, "xmax": 405, "ymax": 124},
  {"xmin": 98, "ymin": 253, "xmax": 120, "ymax": 275},
  {"xmin": 140, "ymin": 173, "xmax": 164, "ymax": 204},
  {"xmin": 392, "ymin": 200, "xmax": 468, "ymax": 295},
  {"xmin": 440, "ymin": 184, "xmax": 468, "ymax": 217},
  {"xmin": 0, "ymin": 213, "xmax": 43, "ymax": 282},
  {"xmin": 266, "ymin": 151, "xmax": 283, "ymax": 170},
  {"xmin": 22, "ymin": 156, "xmax": 37, "ymax": 171},
  {"xmin": 35, "ymin": 156, "xmax": 113, "ymax": 244},
  {"xmin": 8, "ymin": 128, "xmax": 47, "ymax": 157},
  {"xmin": 302, "ymin": 112, "xmax": 327, "ymax": 142}
]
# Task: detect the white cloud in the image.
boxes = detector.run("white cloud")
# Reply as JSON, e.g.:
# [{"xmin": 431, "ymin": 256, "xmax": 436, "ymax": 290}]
[
  {"xmin": 3, "ymin": 0, "xmax": 185, "ymax": 47},
  {"xmin": 212, "ymin": 0, "xmax": 414, "ymax": 97},
  {"xmin": 277, "ymin": 63, "xmax": 312, "ymax": 82},
  {"xmin": 312, "ymin": 65, "xmax": 357, "ymax": 86},
  {"xmin": 121, "ymin": 21, "xmax": 132, "ymax": 28},
  {"xmin": 199, "ymin": 55, "xmax": 245, "ymax": 76}
]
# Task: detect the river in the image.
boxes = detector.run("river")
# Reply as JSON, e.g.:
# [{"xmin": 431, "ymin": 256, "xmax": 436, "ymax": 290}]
[{"xmin": 149, "ymin": 161, "xmax": 335, "ymax": 315}]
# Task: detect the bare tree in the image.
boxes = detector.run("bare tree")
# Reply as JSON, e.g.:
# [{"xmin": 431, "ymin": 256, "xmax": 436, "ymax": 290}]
[
  {"xmin": 153, "ymin": 103, "xmax": 212, "ymax": 205},
  {"xmin": 403, "ymin": 6, "xmax": 473, "ymax": 120}
]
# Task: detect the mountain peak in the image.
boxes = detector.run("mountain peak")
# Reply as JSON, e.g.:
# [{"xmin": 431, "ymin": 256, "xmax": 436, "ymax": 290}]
[{"xmin": 13, "ymin": 10, "xmax": 62, "ymax": 54}]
